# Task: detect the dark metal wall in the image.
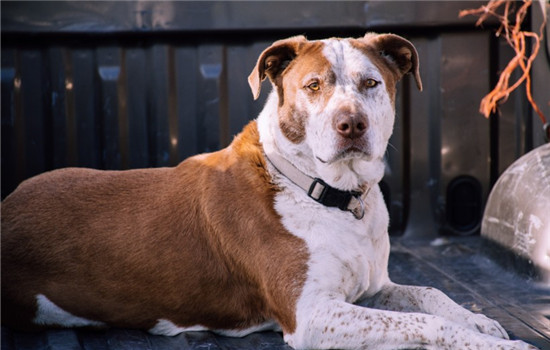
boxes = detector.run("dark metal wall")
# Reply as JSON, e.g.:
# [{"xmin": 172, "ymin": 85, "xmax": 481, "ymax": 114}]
[{"xmin": 2, "ymin": 1, "xmax": 548, "ymax": 236}]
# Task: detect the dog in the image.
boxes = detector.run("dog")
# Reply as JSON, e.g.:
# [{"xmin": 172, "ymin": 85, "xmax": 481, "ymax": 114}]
[{"xmin": 2, "ymin": 33, "xmax": 537, "ymax": 350}]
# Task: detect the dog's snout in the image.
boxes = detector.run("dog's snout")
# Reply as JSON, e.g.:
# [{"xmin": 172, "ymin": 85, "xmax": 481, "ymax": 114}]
[{"xmin": 335, "ymin": 113, "xmax": 368, "ymax": 139}]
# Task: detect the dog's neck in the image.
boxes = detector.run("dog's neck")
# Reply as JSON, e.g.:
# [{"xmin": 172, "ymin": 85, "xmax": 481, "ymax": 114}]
[{"xmin": 264, "ymin": 147, "xmax": 369, "ymax": 219}]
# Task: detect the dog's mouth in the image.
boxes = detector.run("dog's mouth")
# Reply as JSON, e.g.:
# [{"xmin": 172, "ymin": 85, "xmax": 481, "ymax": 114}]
[{"xmin": 316, "ymin": 146, "xmax": 372, "ymax": 164}]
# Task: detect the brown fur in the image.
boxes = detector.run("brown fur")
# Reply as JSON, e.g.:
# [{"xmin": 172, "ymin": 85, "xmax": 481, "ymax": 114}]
[
  {"xmin": 248, "ymin": 37, "xmax": 335, "ymax": 145},
  {"xmin": 276, "ymin": 41, "xmax": 332, "ymax": 144},
  {"xmin": 1, "ymin": 121, "xmax": 309, "ymax": 334}
]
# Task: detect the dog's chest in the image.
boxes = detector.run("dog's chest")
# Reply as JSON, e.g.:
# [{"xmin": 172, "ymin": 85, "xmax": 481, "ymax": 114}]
[{"xmin": 274, "ymin": 185, "xmax": 390, "ymax": 302}]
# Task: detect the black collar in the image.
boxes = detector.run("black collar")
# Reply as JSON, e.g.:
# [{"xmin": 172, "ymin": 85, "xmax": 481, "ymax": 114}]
[
  {"xmin": 307, "ymin": 177, "xmax": 362, "ymax": 212},
  {"xmin": 265, "ymin": 151, "xmax": 367, "ymax": 220}
]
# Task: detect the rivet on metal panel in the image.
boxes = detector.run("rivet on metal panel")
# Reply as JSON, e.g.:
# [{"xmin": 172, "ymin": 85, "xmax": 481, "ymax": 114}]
[
  {"xmin": 65, "ymin": 78, "xmax": 73, "ymax": 91},
  {"xmin": 14, "ymin": 76, "xmax": 21, "ymax": 90}
]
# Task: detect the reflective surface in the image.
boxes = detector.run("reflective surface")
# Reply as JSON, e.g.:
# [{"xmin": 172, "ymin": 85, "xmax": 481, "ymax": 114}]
[{"xmin": 482, "ymin": 143, "xmax": 550, "ymax": 284}]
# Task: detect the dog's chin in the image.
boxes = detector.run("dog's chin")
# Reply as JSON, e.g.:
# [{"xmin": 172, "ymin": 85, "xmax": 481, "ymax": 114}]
[
  {"xmin": 314, "ymin": 154, "xmax": 384, "ymax": 190},
  {"xmin": 316, "ymin": 147, "xmax": 372, "ymax": 165}
]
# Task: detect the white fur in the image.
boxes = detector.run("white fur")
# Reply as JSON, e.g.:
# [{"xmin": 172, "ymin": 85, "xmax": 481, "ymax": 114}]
[
  {"xmin": 34, "ymin": 294, "xmax": 105, "ymax": 328},
  {"xmin": 257, "ymin": 38, "xmax": 536, "ymax": 350},
  {"xmin": 149, "ymin": 319, "xmax": 280, "ymax": 337},
  {"xmin": 149, "ymin": 319, "xmax": 209, "ymax": 336},
  {"xmin": 313, "ymin": 40, "xmax": 394, "ymax": 177}
]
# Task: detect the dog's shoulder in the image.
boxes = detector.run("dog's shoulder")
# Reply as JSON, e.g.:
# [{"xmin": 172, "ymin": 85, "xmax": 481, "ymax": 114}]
[{"xmin": 186, "ymin": 120, "xmax": 277, "ymax": 199}]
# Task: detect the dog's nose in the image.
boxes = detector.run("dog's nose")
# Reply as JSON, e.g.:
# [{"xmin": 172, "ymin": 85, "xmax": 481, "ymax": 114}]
[{"xmin": 336, "ymin": 114, "xmax": 368, "ymax": 139}]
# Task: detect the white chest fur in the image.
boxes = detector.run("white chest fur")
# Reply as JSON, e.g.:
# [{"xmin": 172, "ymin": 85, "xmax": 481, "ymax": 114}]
[{"xmin": 273, "ymin": 178, "xmax": 391, "ymax": 305}]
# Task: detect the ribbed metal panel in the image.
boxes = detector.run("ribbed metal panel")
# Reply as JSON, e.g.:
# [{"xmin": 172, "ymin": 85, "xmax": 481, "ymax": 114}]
[
  {"xmin": 2, "ymin": 1, "xmax": 546, "ymax": 236},
  {"xmin": 1, "ymin": 41, "xmax": 272, "ymax": 193}
]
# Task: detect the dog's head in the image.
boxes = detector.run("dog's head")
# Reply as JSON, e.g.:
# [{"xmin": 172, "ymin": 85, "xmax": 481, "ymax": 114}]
[{"xmin": 250, "ymin": 33, "xmax": 422, "ymax": 190}]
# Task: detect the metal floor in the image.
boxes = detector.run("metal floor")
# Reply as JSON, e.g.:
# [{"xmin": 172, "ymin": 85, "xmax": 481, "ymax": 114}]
[{"xmin": 2, "ymin": 236, "xmax": 550, "ymax": 350}]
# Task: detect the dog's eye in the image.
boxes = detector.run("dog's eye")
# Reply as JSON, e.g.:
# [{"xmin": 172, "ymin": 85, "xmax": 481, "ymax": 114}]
[
  {"xmin": 307, "ymin": 81, "xmax": 320, "ymax": 91},
  {"xmin": 364, "ymin": 79, "xmax": 379, "ymax": 88}
]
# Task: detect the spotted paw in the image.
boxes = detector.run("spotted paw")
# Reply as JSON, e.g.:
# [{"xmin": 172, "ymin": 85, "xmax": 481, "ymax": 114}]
[{"xmin": 468, "ymin": 313, "xmax": 509, "ymax": 339}]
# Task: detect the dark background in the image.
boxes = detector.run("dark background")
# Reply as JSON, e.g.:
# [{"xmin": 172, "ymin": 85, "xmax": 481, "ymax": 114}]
[{"xmin": 2, "ymin": 1, "xmax": 549, "ymax": 237}]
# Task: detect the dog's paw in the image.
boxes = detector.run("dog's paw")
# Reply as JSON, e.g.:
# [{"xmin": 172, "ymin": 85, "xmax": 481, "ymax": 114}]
[{"xmin": 467, "ymin": 313, "xmax": 509, "ymax": 339}]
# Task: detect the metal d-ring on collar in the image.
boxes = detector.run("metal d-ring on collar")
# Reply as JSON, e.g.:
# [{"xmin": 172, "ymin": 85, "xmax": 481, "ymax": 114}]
[
  {"xmin": 265, "ymin": 150, "xmax": 368, "ymax": 220},
  {"xmin": 349, "ymin": 191, "xmax": 367, "ymax": 220}
]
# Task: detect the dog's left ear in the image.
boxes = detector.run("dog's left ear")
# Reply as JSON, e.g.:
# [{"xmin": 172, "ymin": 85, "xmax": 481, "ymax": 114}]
[
  {"xmin": 368, "ymin": 33, "xmax": 423, "ymax": 91},
  {"xmin": 248, "ymin": 35, "xmax": 308, "ymax": 100}
]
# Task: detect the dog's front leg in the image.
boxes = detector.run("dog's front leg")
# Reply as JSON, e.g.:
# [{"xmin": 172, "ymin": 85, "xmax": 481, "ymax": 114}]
[
  {"xmin": 361, "ymin": 282, "xmax": 509, "ymax": 340},
  {"xmin": 285, "ymin": 298, "xmax": 536, "ymax": 350}
]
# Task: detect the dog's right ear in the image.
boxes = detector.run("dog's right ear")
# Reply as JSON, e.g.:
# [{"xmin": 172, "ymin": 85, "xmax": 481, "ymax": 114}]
[
  {"xmin": 365, "ymin": 33, "xmax": 423, "ymax": 91},
  {"xmin": 248, "ymin": 36, "xmax": 307, "ymax": 100}
]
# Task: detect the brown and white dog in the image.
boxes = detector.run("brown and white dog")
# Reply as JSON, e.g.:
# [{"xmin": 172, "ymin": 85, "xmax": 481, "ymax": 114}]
[{"xmin": 1, "ymin": 33, "xmax": 536, "ymax": 350}]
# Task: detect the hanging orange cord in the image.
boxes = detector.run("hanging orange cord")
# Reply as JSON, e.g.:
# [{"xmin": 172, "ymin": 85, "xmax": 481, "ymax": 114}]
[{"xmin": 459, "ymin": 0, "xmax": 548, "ymax": 140}]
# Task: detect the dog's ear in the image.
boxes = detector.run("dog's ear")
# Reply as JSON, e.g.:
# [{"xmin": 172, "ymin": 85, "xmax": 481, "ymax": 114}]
[
  {"xmin": 367, "ymin": 33, "xmax": 422, "ymax": 91},
  {"xmin": 248, "ymin": 35, "xmax": 307, "ymax": 100}
]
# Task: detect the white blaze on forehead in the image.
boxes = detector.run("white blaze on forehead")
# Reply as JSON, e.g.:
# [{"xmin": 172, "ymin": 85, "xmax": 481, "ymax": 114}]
[{"xmin": 321, "ymin": 39, "xmax": 384, "ymax": 87}]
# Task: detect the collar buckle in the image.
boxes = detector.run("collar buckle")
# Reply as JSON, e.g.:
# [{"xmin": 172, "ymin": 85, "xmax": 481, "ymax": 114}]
[
  {"xmin": 308, "ymin": 178, "xmax": 361, "ymax": 212},
  {"xmin": 307, "ymin": 178, "xmax": 329, "ymax": 202}
]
